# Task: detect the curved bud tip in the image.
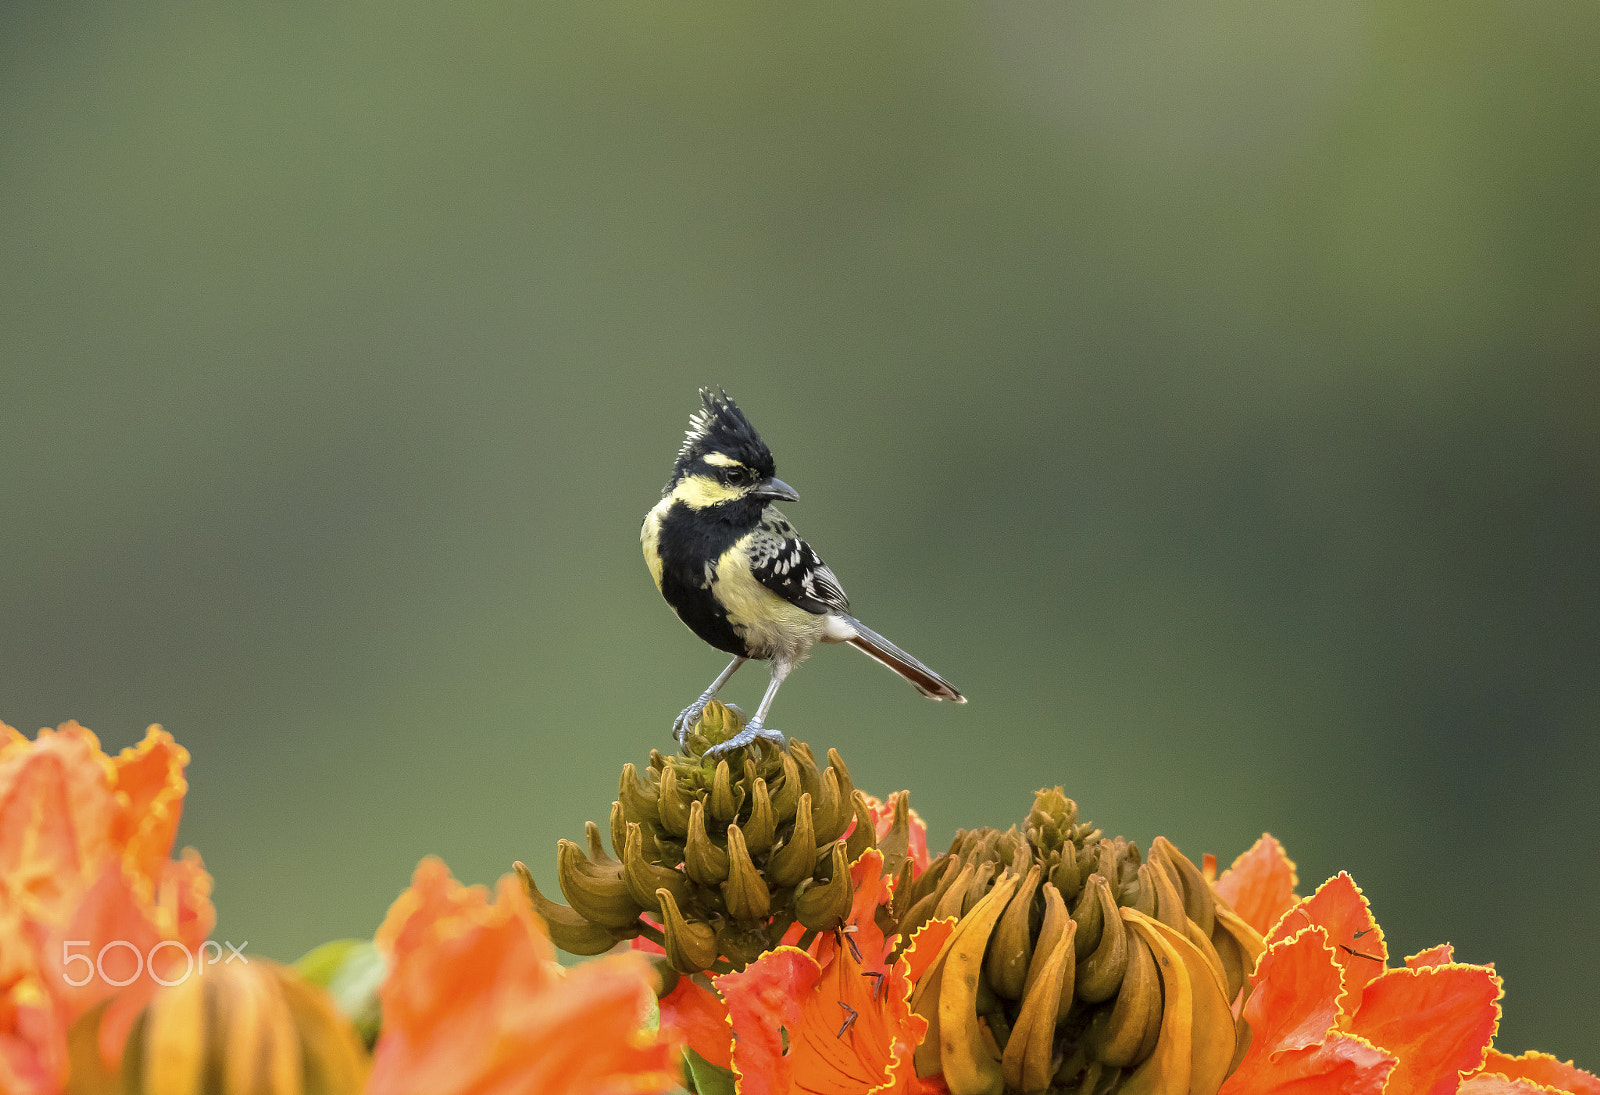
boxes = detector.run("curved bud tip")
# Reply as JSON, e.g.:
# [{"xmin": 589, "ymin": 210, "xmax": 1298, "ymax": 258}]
[
  {"xmin": 721, "ymin": 824, "xmax": 772, "ymax": 922},
  {"xmin": 657, "ymin": 887, "xmax": 719, "ymax": 974},
  {"xmin": 795, "ymin": 841, "xmax": 853, "ymax": 932}
]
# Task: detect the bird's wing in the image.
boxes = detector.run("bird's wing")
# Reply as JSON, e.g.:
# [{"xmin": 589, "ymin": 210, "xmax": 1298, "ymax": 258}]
[{"xmin": 747, "ymin": 509, "xmax": 850, "ymax": 616}]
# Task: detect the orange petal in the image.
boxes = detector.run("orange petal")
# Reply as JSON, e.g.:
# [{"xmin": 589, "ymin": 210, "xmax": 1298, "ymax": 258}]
[
  {"xmin": 1268, "ymin": 873, "xmax": 1387, "ymax": 1016},
  {"xmin": 1215, "ymin": 834, "xmax": 1299, "ymax": 937},
  {"xmin": 1405, "ymin": 945, "xmax": 1455, "ymax": 970},
  {"xmin": 877, "ymin": 917, "xmax": 948, "ymax": 1094},
  {"xmin": 1461, "ymin": 1076, "xmax": 1560, "ymax": 1095},
  {"xmin": 899, "ymin": 918, "xmax": 956, "ymax": 989},
  {"xmin": 659, "ymin": 977, "xmax": 731, "ymax": 1072},
  {"xmin": 720, "ymin": 946, "xmax": 819, "ymax": 1095},
  {"xmin": 1222, "ymin": 1031, "xmax": 1396, "ymax": 1095},
  {"xmin": 0, "ymin": 971, "xmax": 70, "ymax": 1095},
  {"xmin": 720, "ymin": 901, "xmax": 937, "ymax": 1095},
  {"xmin": 159, "ymin": 850, "xmax": 217, "ymax": 954},
  {"xmin": 1481, "ymin": 1052, "xmax": 1600, "ymax": 1095},
  {"xmin": 1241, "ymin": 926, "xmax": 1345, "ymax": 1056},
  {"xmin": 803, "ymin": 944, "xmax": 917, "ymax": 1095},
  {"xmin": 812, "ymin": 849, "xmax": 889, "ymax": 971},
  {"xmin": 109, "ymin": 726, "xmax": 190, "ymax": 888},
  {"xmin": 1343, "ymin": 963, "xmax": 1503, "ymax": 1095},
  {"xmin": 0, "ymin": 720, "xmax": 26, "ymax": 753},
  {"xmin": 0, "ymin": 724, "xmax": 120, "ymax": 923},
  {"xmin": 369, "ymin": 858, "xmax": 678, "ymax": 1095},
  {"xmin": 88, "ymin": 853, "xmax": 216, "ymax": 1069},
  {"xmin": 38, "ymin": 863, "xmax": 168, "ymax": 1068}
]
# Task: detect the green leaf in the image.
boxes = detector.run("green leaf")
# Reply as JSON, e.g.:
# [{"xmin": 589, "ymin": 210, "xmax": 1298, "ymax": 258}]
[
  {"xmin": 681, "ymin": 1047, "xmax": 737, "ymax": 1095},
  {"xmin": 293, "ymin": 938, "xmax": 387, "ymax": 1048}
]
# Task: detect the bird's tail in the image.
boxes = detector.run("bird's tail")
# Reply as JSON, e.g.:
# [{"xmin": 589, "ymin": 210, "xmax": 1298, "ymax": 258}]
[{"xmin": 839, "ymin": 615, "xmax": 966, "ymax": 703}]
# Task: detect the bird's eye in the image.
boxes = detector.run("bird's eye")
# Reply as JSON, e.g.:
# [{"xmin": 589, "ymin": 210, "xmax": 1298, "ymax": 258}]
[{"xmin": 728, "ymin": 467, "xmax": 752, "ymax": 486}]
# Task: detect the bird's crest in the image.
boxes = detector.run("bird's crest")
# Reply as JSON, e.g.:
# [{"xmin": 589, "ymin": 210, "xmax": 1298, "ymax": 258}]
[{"xmin": 672, "ymin": 388, "xmax": 775, "ymax": 481}]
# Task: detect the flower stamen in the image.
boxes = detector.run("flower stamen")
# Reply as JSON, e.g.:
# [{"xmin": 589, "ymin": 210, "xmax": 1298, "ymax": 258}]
[{"xmin": 840, "ymin": 922, "xmax": 862, "ymax": 964}]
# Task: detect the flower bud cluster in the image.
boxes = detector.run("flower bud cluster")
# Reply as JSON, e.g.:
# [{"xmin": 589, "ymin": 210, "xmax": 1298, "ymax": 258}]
[
  {"xmin": 904, "ymin": 788, "xmax": 1265, "ymax": 1095},
  {"xmin": 520, "ymin": 702, "xmax": 887, "ymax": 975}
]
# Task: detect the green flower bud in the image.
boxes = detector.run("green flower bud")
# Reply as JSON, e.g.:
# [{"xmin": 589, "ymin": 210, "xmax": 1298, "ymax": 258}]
[
  {"xmin": 526, "ymin": 702, "xmax": 866, "ymax": 976},
  {"xmin": 766, "ymin": 791, "xmax": 816, "ymax": 889},
  {"xmin": 618, "ymin": 762, "xmax": 660, "ymax": 827},
  {"xmin": 795, "ymin": 841, "xmax": 852, "ymax": 932},
  {"xmin": 658, "ymin": 761, "xmax": 693, "ymax": 837},
  {"xmin": 657, "ymin": 887, "xmax": 718, "ymax": 975},
  {"xmin": 843, "ymin": 791, "xmax": 878, "ymax": 864},
  {"xmin": 684, "ymin": 799, "xmax": 731, "ymax": 886},
  {"xmin": 708, "ymin": 759, "xmax": 744, "ymax": 823},
  {"xmin": 721, "ymin": 824, "xmax": 771, "ymax": 922},
  {"xmin": 624, "ymin": 821, "xmax": 689, "ymax": 912},
  {"xmin": 742, "ymin": 778, "xmax": 777, "ymax": 856}
]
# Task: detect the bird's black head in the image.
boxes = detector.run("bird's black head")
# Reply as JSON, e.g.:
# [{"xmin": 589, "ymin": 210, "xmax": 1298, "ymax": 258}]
[{"xmin": 664, "ymin": 388, "xmax": 798, "ymax": 517}]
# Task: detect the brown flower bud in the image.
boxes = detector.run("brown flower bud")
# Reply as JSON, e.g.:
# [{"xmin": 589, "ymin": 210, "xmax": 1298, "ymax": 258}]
[
  {"xmin": 742, "ymin": 777, "xmax": 777, "ymax": 856},
  {"xmin": 843, "ymin": 791, "xmax": 878, "ymax": 864},
  {"xmin": 530, "ymin": 705, "xmax": 868, "ymax": 975},
  {"xmin": 618, "ymin": 762, "xmax": 660, "ymax": 827},
  {"xmin": 75, "ymin": 960, "xmax": 367, "ymax": 1095},
  {"xmin": 721, "ymin": 824, "xmax": 772, "ymax": 922},
  {"xmin": 657, "ymin": 761, "xmax": 693, "ymax": 837},
  {"xmin": 795, "ymin": 841, "xmax": 852, "ymax": 931},
  {"xmin": 515, "ymin": 861, "xmax": 617, "ymax": 956},
  {"xmin": 767, "ymin": 751, "xmax": 802, "ymax": 822},
  {"xmin": 766, "ymin": 791, "xmax": 817, "ymax": 889},
  {"xmin": 624, "ymin": 822, "xmax": 689, "ymax": 912},
  {"xmin": 657, "ymin": 887, "xmax": 718, "ymax": 975},
  {"xmin": 556, "ymin": 839, "xmax": 643, "ymax": 929},
  {"xmin": 684, "ymin": 799, "xmax": 731, "ymax": 886},
  {"xmin": 708, "ymin": 759, "xmax": 744, "ymax": 823}
]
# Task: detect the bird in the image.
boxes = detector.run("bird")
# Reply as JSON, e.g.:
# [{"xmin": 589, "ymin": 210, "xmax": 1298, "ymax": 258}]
[{"xmin": 641, "ymin": 388, "xmax": 964, "ymax": 760}]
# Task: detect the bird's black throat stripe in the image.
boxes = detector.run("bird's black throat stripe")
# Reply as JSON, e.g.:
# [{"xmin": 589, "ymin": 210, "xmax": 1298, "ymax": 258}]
[{"xmin": 654, "ymin": 499, "xmax": 756, "ymax": 658}]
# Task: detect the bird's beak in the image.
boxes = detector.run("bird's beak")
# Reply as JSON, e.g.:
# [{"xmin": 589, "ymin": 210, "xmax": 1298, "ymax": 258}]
[{"xmin": 752, "ymin": 476, "xmax": 799, "ymax": 502}]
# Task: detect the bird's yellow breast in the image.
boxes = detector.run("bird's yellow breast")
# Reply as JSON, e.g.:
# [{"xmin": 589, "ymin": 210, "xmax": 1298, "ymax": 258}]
[
  {"xmin": 640, "ymin": 500, "xmax": 667, "ymax": 591},
  {"xmin": 713, "ymin": 532, "xmax": 826, "ymax": 660}
]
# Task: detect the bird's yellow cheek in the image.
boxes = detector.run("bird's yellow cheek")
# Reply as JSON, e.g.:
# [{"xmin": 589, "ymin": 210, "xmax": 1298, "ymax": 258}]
[{"xmin": 671, "ymin": 474, "xmax": 745, "ymax": 509}]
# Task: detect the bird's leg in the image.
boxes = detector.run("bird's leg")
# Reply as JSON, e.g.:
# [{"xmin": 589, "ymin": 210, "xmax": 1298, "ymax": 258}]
[
  {"xmin": 703, "ymin": 658, "xmax": 792, "ymax": 760},
  {"xmin": 674, "ymin": 656, "xmax": 747, "ymax": 747}
]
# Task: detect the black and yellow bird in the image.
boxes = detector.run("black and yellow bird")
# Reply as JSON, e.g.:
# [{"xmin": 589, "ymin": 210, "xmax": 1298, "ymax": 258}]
[{"xmin": 642, "ymin": 389, "xmax": 964, "ymax": 759}]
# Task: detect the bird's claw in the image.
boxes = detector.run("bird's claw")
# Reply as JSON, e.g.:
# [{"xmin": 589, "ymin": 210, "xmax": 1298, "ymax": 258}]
[
  {"xmin": 701, "ymin": 723, "xmax": 785, "ymax": 763},
  {"xmin": 672, "ymin": 696, "xmax": 712, "ymax": 749}
]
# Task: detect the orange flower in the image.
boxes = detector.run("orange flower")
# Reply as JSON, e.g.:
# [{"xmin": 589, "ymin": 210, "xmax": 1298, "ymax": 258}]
[
  {"xmin": 1208, "ymin": 834, "xmax": 1299, "ymax": 938},
  {"xmin": 1223, "ymin": 870, "xmax": 1503, "ymax": 1095},
  {"xmin": 0, "ymin": 722, "xmax": 214, "ymax": 1093},
  {"xmin": 658, "ymin": 976, "xmax": 734, "ymax": 1072},
  {"xmin": 1219, "ymin": 859, "xmax": 1593, "ymax": 1095},
  {"xmin": 1463, "ymin": 1052, "xmax": 1600, "ymax": 1095},
  {"xmin": 369, "ymin": 856, "xmax": 680, "ymax": 1095},
  {"xmin": 711, "ymin": 849, "xmax": 953, "ymax": 1095}
]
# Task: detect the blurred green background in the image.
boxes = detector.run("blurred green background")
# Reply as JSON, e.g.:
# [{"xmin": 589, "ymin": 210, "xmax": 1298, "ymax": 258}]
[{"xmin": 3, "ymin": 0, "xmax": 1596, "ymax": 1058}]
